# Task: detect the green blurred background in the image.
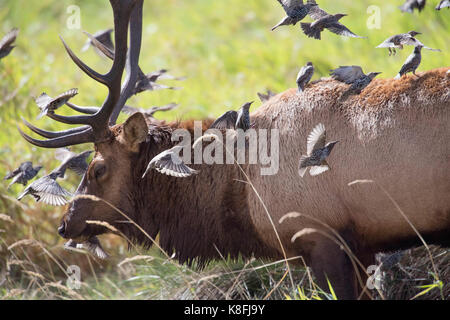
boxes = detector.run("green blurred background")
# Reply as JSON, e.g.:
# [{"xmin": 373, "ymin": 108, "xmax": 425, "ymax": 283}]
[{"xmin": 0, "ymin": 0, "xmax": 448, "ymax": 299}]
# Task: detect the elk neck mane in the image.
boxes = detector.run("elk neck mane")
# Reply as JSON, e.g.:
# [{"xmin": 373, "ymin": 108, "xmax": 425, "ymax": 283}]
[{"xmin": 118, "ymin": 119, "xmax": 279, "ymax": 267}]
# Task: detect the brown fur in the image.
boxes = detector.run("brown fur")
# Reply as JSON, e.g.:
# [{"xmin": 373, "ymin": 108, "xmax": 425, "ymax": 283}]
[{"xmin": 60, "ymin": 67, "xmax": 450, "ymax": 299}]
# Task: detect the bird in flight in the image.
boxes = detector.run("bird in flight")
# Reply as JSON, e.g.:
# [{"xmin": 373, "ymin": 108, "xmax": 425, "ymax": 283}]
[
  {"xmin": 0, "ymin": 28, "xmax": 19, "ymax": 60},
  {"xmin": 272, "ymin": 0, "xmax": 318, "ymax": 31},
  {"xmin": 299, "ymin": 123, "xmax": 338, "ymax": 177},
  {"xmin": 376, "ymin": 31, "xmax": 440, "ymax": 56},
  {"xmin": 300, "ymin": 4, "xmax": 365, "ymax": 40},
  {"xmin": 4, "ymin": 161, "xmax": 42, "ymax": 189},
  {"xmin": 142, "ymin": 145, "xmax": 198, "ymax": 179},
  {"xmin": 35, "ymin": 88, "xmax": 78, "ymax": 120}
]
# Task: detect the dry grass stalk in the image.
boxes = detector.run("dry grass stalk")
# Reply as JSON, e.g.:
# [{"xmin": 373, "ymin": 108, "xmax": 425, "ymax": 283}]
[{"xmin": 0, "ymin": 213, "xmax": 14, "ymax": 223}]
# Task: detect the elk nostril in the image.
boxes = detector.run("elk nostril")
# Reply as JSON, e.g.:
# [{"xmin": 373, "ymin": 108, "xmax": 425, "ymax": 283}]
[{"xmin": 58, "ymin": 222, "xmax": 66, "ymax": 237}]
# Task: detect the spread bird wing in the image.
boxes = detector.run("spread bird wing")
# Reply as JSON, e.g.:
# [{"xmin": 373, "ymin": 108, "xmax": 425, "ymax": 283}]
[
  {"xmin": 83, "ymin": 236, "xmax": 109, "ymax": 259},
  {"xmin": 277, "ymin": 0, "xmax": 304, "ymax": 14},
  {"xmin": 121, "ymin": 105, "xmax": 140, "ymax": 115},
  {"xmin": 0, "ymin": 28, "xmax": 19, "ymax": 49},
  {"xmin": 258, "ymin": 90, "xmax": 276, "ymax": 102},
  {"xmin": 154, "ymin": 152, "xmax": 197, "ymax": 178},
  {"xmin": 4, "ymin": 168, "xmax": 20, "ymax": 180},
  {"xmin": 65, "ymin": 151, "xmax": 92, "ymax": 175},
  {"xmin": 55, "ymin": 148, "xmax": 75, "ymax": 162},
  {"xmin": 82, "ymin": 30, "xmax": 115, "ymax": 58},
  {"xmin": 144, "ymin": 103, "xmax": 178, "ymax": 117},
  {"xmin": 35, "ymin": 93, "xmax": 53, "ymax": 110},
  {"xmin": 30, "ymin": 176, "xmax": 72, "ymax": 206},
  {"xmin": 330, "ymin": 65, "xmax": 365, "ymax": 84},
  {"xmin": 309, "ymin": 161, "xmax": 330, "ymax": 176},
  {"xmin": 298, "ymin": 155, "xmax": 310, "ymax": 178},
  {"xmin": 401, "ymin": 38, "xmax": 441, "ymax": 52},
  {"xmin": 376, "ymin": 36, "xmax": 399, "ymax": 48},
  {"xmin": 7, "ymin": 173, "xmax": 23, "ymax": 188},
  {"xmin": 327, "ymin": 23, "xmax": 366, "ymax": 38},
  {"xmin": 307, "ymin": 123, "xmax": 326, "ymax": 155},
  {"xmin": 52, "ymin": 88, "xmax": 78, "ymax": 106},
  {"xmin": 307, "ymin": 3, "xmax": 329, "ymax": 20},
  {"xmin": 210, "ymin": 110, "xmax": 238, "ymax": 130}
]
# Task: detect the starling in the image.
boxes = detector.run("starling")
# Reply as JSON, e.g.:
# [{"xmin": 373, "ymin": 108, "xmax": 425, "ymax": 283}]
[
  {"xmin": 4, "ymin": 161, "xmax": 42, "ymax": 189},
  {"xmin": 436, "ymin": 0, "xmax": 450, "ymax": 9},
  {"xmin": 81, "ymin": 28, "xmax": 114, "ymax": 56},
  {"xmin": 17, "ymin": 170, "xmax": 72, "ymax": 206},
  {"xmin": 376, "ymin": 31, "xmax": 440, "ymax": 56},
  {"xmin": 54, "ymin": 148, "xmax": 93, "ymax": 176},
  {"xmin": 210, "ymin": 101, "xmax": 253, "ymax": 131},
  {"xmin": 64, "ymin": 236, "xmax": 109, "ymax": 259},
  {"xmin": 35, "ymin": 88, "xmax": 78, "ymax": 120},
  {"xmin": 301, "ymin": 4, "xmax": 365, "ymax": 40},
  {"xmin": 210, "ymin": 111, "xmax": 239, "ymax": 130},
  {"xmin": 83, "ymin": 31, "xmax": 184, "ymax": 96},
  {"xmin": 257, "ymin": 90, "xmax": 276, "ymax": 102},
  {"xmin": 0, "ymin": 28, "xmax": 19, "ymax": 60},
  {"xmin": 271, "ymin": 0, "xmax": 318, "ymax": 31},
  {"xmin": 298, "ymin": 123, "xmax": 338, "ymax": 177},
  {"xmin": 296, "ymin": 61, "xmax": 314, "ymax": 93},
  {"xmin": 330, "ymin": 65, "xmax": 381, "ymax": 96},
  {"xmin": 395, "ymin": 45, "xmax": 423, "ymax": 79},
  {"xmin": 399, "ymin": 0, "xmax": 427, "ymax": 13},
  {"xmin": 235, "ymin": 101, "xmax": 253, "ymax": 131},
  {"xmin": 133, "ymin": 68, "xmax": 182, "ymax": 95},
  {"xmin": 142, "ymin": 145, "xmax": 197, "ymax": 178},
  {"xmin": 121, "ymin": 103, "xmax": 178, "ymax": 118}
]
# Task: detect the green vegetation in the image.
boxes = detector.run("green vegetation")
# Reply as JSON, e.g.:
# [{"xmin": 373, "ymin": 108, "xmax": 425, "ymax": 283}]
[{"xmin": 0, "ymin": 0, "xmax": 448, "ymax": 299}]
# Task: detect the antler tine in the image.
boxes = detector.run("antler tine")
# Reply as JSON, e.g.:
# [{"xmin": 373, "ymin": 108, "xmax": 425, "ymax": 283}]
[
  {"xmin": 60, "ymin": 36, "xmax": 109, "ymax": 86},
  {"xmin": 65, "ymin": 102, "xmax": 100, "ymax": 115},
  {"xmin": 109, "ymin": 0, "xmax": 143, "ymax": 125},
  {"xmin": 91, "ymin": 0, "xmax": 137, "ymax": 131},
  {"xmin": 21, "ymin": 117, "xmax": 90, "ymax": 138},
  {"xmin": 18, "ymin": 126, "xmax": 94, "ymax": 148}
]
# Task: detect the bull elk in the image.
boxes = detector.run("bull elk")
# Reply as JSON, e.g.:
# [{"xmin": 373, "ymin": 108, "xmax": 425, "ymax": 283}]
[{"xmin": 18, "ymin": 0, "xmax": 450, "ymax": 299}]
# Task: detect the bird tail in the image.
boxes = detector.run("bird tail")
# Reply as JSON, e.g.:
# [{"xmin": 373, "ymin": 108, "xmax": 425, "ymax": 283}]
[
  {"xmin": 394, "ymin": 73, "xmax": 401, "ymax": 80},
  {"xmin": 298, "ymin": 156, "xmax": 309, "ymax": 178},
  {"xmin": 17, "ymin": 190, "xmax": 27, "ymax": 201},
  {"xmin": 424, "ymin": 46, "xmax": 441, "ymax": 52},
  {"xmin": 300, "ymin": 23, "xmax": 321, "ymax": 40},
  {"xmin": 36, "ymin": 109, "xmax": 47, "ymax": 120},
  {"xmin": 272, "ymin": 16, "xmax": 294, "ymax": 31}
]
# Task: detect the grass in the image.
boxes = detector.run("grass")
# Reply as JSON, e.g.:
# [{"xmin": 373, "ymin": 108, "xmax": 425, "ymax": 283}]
[{"xmin": 0, "ymin": 0, "xmax": 449, "ymax": 299}]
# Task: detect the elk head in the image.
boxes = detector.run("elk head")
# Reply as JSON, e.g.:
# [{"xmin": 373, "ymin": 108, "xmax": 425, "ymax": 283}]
[{"xmin": 18, "ymin": 0, "xmax": 150, "ymax": 241}]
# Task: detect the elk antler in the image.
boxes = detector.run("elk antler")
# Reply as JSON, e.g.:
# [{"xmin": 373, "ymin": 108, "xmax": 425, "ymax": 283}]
[{"xmin": 19, "ymin": 0, "xmax": 143, "ymax": 148}]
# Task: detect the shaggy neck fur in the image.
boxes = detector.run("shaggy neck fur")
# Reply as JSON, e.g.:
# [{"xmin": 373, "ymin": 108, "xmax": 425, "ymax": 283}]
[{"xmin": 121, "ymin": 121, "xmax": 278, "ymax": 266}]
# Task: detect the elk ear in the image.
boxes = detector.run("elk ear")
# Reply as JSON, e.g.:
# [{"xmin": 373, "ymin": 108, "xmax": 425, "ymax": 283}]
[{"xmin": 121, "ymin": 113, "xmax": 148, "ymax": 152}]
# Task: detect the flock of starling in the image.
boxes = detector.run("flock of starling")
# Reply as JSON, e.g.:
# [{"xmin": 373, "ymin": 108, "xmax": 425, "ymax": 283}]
[
  {"xmin": 6, "ymin": 149, "xmax": 92, "ymax": 206},
  {"xmin": 141, "ymin": 0, "xmax": 447, "ymax": 179},
  {"xmin": 1, "ymin": 3, "xmax": 448, "ymax": 199},
  {"xmin": 2, "ymin": 25, "xmax": 185, "ymax": 210},
  {"xmin": 274, "ymin": 0, "xmax": 445, "ymax": 176}
]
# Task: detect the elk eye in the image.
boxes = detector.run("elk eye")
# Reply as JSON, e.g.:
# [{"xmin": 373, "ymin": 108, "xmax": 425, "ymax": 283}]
[{"xmin": 94, "ymin": 164, "xmax": 107, "ymax": 180}]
